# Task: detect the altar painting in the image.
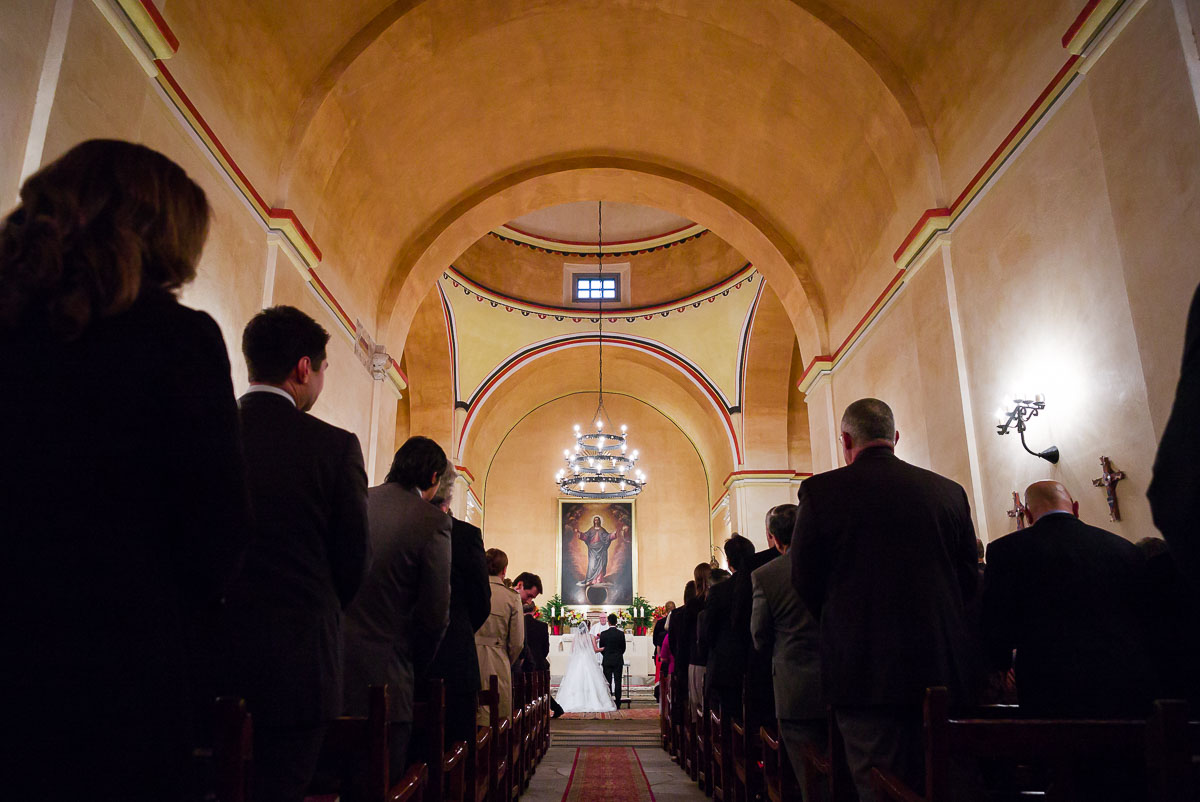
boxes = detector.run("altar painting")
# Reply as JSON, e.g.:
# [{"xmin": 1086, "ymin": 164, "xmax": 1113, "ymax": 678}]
[{"xmin": 558, "ymin": 500, "xmax": 635, "ymax": 607}]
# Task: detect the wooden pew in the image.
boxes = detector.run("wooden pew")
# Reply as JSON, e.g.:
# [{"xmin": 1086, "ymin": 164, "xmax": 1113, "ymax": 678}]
[
  {"xmin": 508, "ymin": 675, "xmax": 525, "ymax": 801},
  {"xmin": 469, "ymin": 701, "xmax": 492, "ymax": 802},
  {"xmin": 760, "ymin": 723, "xmax": 801, "ymax": 802},
  {"xmin": 519, "ymin": 672, "xmax": 535, "ymax": 789},
  {"xmin": 709, "ymin": 705, "xmax": 732, "ymax": 801},
  {"xmin": 206, "ymin": 696, "xmax": 253, "ymax": 802},
  {"xmin": 412, "ymin": 679, "xmax": 467, "ymax": 802},
  {"xmin": 478, "ymin": 675, "xmax": 510, "ymax": 802},
  {"xmin": 388, "ymin": 763, "xmax": 428, "ymax": 802},
  {"xmin": 693, "ymin": 697, "xmax": 711, "ymax": 794},
  {"xmin": 730, "ymin": 698, "xmax": 765, "ymax": 802},
  {"xmin": 798, "ymin": 711, "xmax": 855, "ymax": 802},
  {"xmin": 869, "ymin": 687, "xmax": 1195, "ymax": 802}
]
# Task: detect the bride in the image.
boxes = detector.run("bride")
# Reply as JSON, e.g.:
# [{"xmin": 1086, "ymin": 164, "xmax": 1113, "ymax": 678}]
[{"xmin": 553, "ymin": 621, "xmax": 616, "ymax": 713}]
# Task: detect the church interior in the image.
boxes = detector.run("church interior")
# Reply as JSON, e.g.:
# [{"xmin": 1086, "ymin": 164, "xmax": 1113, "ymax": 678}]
[{"xmin": 4, "ymin": 0, "xmax": 1200, "ymax": 798}]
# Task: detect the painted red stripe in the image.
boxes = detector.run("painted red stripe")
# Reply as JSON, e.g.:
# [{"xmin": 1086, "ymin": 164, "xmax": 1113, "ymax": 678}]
[
  {"xmin": 138, "ymin": 0, "xmax": 179, "ymax": 52},
  {"xmin": 1063, "ymin": 0, "xmax": 1104, "ymax": 47},
  {"xmin": 389, "ymin": 357, "xmax": 408, "ymax": 384},
  {"xmin": 307, "ymin": 269, "xmax": 356, "ymax": 333},
  {"xmin": 892, "ymin": 207, "xmax": 951, "ymax": 263},
  {"xmin": 502, "ymin": 222, "xmax": 698, "ymax": 248},
  {"xmin": 268, "ymin": 207, "xmax": 323, "ymax": 261}
]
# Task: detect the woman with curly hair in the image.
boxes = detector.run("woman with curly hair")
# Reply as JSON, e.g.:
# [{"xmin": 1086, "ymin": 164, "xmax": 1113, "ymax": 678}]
[{"xmin": 0, "ymin": 140, "xmax": 250, "ymax": 799}]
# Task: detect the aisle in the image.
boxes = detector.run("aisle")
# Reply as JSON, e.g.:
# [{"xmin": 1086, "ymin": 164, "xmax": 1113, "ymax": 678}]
[{"xmin": 521, "ymin": 718, "xmax": 707, "ymax": 802}]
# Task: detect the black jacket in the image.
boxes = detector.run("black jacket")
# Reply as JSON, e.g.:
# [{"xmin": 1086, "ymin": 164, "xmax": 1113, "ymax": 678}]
[
  {"xmin": 521, "ymin": 614, "xmax": 552, "ymax": 671},
  {"xmin": 225, "ymin": 391, "xmax": 369, "ymax": 726},
  {"xmin": 427, "ymin": 518, "xmax": 490, "ymax": 688},
  {"xmin": 3, "ymin": 288, "xmax": 251, "ymax": 797},
  {"xmin": 983, "ymin": 513, "xmax": 1156, "ymax": 717},
  {"xmin": 792, "ymin": 447, "xmax": 978, "ymax": 707},
  {"xmin": 598, "ymin": 625, "xmax": 627, "ymax": 668}
]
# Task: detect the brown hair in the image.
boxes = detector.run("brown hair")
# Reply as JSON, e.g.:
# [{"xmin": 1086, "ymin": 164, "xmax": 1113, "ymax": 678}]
[
  {"xmin": 0, "ymin": 139, "xmax": 209, "ymax": 340},
  {"xmin": 485, "ymin": 547, "xmax": 509, "ymax": 577},
  {"xmin": 693, "ymin": 562, "xmax": 713, "ymax": 598}
]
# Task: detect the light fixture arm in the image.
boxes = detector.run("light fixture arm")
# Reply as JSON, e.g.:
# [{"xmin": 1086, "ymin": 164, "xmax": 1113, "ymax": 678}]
[{"xmin": 996, "ymin": 397, "xmax": 1059, "ymax": 464}]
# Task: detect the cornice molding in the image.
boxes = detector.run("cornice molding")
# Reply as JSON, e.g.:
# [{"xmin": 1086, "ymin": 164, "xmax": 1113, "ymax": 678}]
[{"xmin": 490, "ymin": 224, "xmax": 708, "ymax": 256}]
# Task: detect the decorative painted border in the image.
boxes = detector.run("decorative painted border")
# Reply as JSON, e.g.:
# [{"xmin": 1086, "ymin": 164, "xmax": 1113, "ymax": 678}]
[
  {"xmin": 102, "ymin": 1, "xmax": 407, "ymax": 392},
  {"xmin": 799, "ymin": 0, "xmax": 1131, "ymax": 393},
  {"xmin": 458, "ymin": 335, "xmax": 743, "ymax": 466},
  {"xmin": 490, "ymin": 223, "xmax": 708, "ymax": 256},
  {"xmin": 442, "ymin": 263, "xmax": 757, "ymax": 320},
  {"xmin": 710, "ymin": 470, "xmax": 811, "ymax": 513}
]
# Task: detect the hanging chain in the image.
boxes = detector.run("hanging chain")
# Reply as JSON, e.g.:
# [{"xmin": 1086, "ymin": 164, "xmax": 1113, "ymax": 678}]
[{"xmin": 596, "ymin": 200, "xmax": 604, "ymax": 421}]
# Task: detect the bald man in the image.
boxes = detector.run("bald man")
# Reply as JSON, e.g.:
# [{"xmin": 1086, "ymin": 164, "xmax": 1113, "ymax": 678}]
[{"xmin": 982, "ymin": 481, "xmax": 1155, "ymax": 718}]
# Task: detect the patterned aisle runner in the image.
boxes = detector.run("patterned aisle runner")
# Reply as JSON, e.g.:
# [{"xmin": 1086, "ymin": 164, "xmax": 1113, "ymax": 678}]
[{"xmin": 560, "ymin": 747, "xmax": 656, "ymax": 802}]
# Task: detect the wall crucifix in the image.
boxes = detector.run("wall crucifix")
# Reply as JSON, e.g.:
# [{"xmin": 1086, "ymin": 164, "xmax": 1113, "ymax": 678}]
[
  {"xmin": 1091, "ymin": 456, "xmax": 1126, "ymax": 522},
  {"xmin": 1006, "ymin": 491, "xmax": 1029, "ymax": 530}
]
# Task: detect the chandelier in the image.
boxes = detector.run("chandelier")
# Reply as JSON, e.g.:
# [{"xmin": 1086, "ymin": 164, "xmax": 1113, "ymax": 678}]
[{"xmin": 555, "ymin": 202, "xmax": 647, "ymax": 499}]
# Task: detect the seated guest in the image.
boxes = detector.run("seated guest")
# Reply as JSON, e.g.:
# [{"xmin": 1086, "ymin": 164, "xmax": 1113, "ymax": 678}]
[
  {"xmin": 3, "ymin": 140, "xmax": 251, "ymax": 800},
  {"xmin": 983, "ymin": 481, "xmax": 1156, "ymax": 718},
  {"xmin": 424, "ymin": 469, "xmax": 490, "ymax": 752},
  {"xmin": 751, "ymin": 504, "xmax": 824, "ymax": 801},
  {"xmin": 477, "ymin": 549, "xmax": 525, "ymax": 723},
  {"xmin": 705, "ymin": 535, "xmax": 756, "ymax": 714},
  {"xmin": 227, "ymin": 305, "xmax": 370, "ymax": 802},
  {"xmin": 342, "ymin": 438, "xmax": 451, "ymax": 790}
]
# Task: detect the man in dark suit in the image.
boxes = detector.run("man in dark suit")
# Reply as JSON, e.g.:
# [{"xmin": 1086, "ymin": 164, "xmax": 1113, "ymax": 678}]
[
  {"xmin": 225, "ymin": 306, "xmax": 370, "ymax": 802},
  {"xmin": 791, "ymin": 398, "xmax": 978, "ymax": 802},
  {"xmin": 731, "ymin": 535, "xmax": 780, "ymax": 723},
  {"xmin": 983, "ymin": 481, "xmax": 1155, "ymax": 717},
  {"xmin": 752, "ymin": 503, "xmax": 824, "ymax": 799},
  {"xmin": 1149, "ymin": 281, "xmax": 1200, "ymax": 583},
  {"xmin": 705, "ymin": 534, "xmax": 757, "ymax": 714},
  {"xmin": 598, "ymin": 613, "xmax": 628, "ymax": 705},
  {"xmin": 514, "ymin": 574, "xmax": 565, "ymax": 717},
  {"xmin": 342, "ymin": 437, "xmax": 452, "ymax": 788},
  {"xmin": 425, "ymin": 468, "xmax": 490, "ymax": 751}
]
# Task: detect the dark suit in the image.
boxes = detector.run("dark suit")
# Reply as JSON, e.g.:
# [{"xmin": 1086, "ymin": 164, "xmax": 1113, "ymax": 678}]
[
  {"xmin": 598, "ymin": 625, "xmax": 627, "ymax": 703},
  {"xmin": 982, "ymin": 513, "xmax": 1155, "ymax": 717},
  {"xmin": 791, "ymin": 446, "xmax": 977, "ymax": 800},
  {"xmin": 1149, "ymin": 281, "xmax": 1200, "ymax": 584},
  {"xmin": 426, "ymin": 517, "xmax": 490, "ymax": 749},
  {"xmin": 343, "ymin": 482, "xmax": 451, "ymax": 779},
  {"xmin": 732, "ymin": 548, "xmax": 779, "ymax": 721},
  {"xmin": 4, "ymin": 287, "xmax": 251, "ymax": 800},
  {"xmin": 226, "ymin": 390, "xmax": 369, "ymax": 801},
  {"xmin": 522, "ymin": 613, "xmax": 564, "ymax": 716},
  {"xmin": 702, "ymin": 578, "xmax": 737, "ymax": 712}
]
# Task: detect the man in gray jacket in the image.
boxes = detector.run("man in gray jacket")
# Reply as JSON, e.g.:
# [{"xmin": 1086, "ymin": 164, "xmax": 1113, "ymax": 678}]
[
  {"xmin": 751, "ymin": 503, "xmax": 824, "ymax": 800},
  {"xmin": 342, "ymin": 436, "xmax": 452, "ymax": 790}
]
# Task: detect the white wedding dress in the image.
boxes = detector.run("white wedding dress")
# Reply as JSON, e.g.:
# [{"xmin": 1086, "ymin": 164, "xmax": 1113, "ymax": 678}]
[{"xmin": 553, "ymin": 622, "xmax": 617, "ymax": 713}]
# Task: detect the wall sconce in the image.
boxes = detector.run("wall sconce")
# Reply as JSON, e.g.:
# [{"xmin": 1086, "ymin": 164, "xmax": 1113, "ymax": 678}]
[{"xmin": 995, "ymin": 395, "xmax": 1060, "ymax": 464}]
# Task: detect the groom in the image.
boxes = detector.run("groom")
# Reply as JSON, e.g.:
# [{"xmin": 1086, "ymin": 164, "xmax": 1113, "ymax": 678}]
[{"xmin": 598, "ymin": 614, "xmax": 627, "ymax": 706}]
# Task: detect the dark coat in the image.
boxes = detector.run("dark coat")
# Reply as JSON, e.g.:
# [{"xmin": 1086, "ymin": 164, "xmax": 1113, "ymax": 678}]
[
  {"xmin": 225, "ymin": 391, "xmax": 369, "ymax": 727},
  {"xmin": 521, "ymin": 614, "xmax": 552, "ymax": 671},
  {"xmin": 598, "ymin": 625, "xmax": 627, "ymax": 668},
  {"xmin": 426, "ymin": 517, "xmax": 490, "ymax": 689},
  {"xmin": 1148, "ymin": 281, "xmax": 1200, "ymax": 584},
  {"xmin": 682, "ymin": 595, "xmax": 708, "ymax": 667},
  {"xmin": 982, "ymin": 513, "xmax": 1156, "ymax": 717},
  {"xmin": 652, "ymin": 617, "xmax": 668, "ymax": 652},
  {"xmin": 791, "ymin": 447, "xmax": 979, "ymax": 707},
  {"xmin": 702, "ymin": 578, "xmax": 737, "ymax": 691},
  {"xmin": 3, "ymin": 287, "xmax": 251, "ymax": 797},
  {"xmin": 342, "ymin": 483, "xmax": 451, "ymax": 721}
]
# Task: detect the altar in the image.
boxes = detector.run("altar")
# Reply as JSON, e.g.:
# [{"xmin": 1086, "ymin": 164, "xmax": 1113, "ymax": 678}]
[{"xmin": 547, "ymin": 633, "xmax": 656, "ymax": 681}]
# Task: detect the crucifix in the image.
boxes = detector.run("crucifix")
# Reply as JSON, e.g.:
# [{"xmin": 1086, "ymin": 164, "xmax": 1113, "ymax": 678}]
[
  {"xmin": 1006, "ymin": 491, "xmax": 1028, "ymax": 530},
  {"xmin": 1091, "ymin": 456, "xmax": 1126, "ymax": 522}
]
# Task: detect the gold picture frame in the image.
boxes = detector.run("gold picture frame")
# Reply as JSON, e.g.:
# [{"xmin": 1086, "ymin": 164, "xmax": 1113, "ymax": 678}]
[{"xmin": 556, "ymin": 498, "xmax": 637, "ymax": 609}]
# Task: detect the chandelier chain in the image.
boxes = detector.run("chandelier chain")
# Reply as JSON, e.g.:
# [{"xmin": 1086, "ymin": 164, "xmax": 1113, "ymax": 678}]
[{"xmin": 597, "ymin": 201, "xmax": 604, "ymax": 417}]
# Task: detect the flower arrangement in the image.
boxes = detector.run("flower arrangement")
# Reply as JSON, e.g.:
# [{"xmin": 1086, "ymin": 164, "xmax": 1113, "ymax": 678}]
[
  {"xmin": 539, "ymin": 594, "xmax": 568, "ymax": 633},
  {"xmin": 652, "ymin": 604, "xmax": 669, "ymax": 621},
  {"xmin": 625, "ymin": 595, "xmax": 654, "ymax": 634},
  {"xmin": 565, "ymin": 609, "xmax": 586, "ymax": 626}
]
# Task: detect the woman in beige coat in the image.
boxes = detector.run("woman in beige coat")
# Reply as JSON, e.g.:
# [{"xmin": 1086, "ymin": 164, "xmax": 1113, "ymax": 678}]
[{"xmin": 476, "ymin": 548, "xmax": 525, "ymax": 723}]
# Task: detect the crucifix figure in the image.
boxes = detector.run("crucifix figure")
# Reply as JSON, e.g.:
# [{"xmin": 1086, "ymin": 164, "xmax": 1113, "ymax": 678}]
[
  {"xmin": 1091, "ymin": 455, "xmax": 1126, "ymax": 522},
  {"xmin": 1006, "ymin": 491, "xmax": 1029, "ymax": 530}
]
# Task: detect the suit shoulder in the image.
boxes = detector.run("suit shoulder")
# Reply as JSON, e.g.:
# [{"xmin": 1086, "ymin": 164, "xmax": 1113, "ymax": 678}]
[
  {"xmin": 451, "ymin": 518, "xmax": 483, "ymax": 539},
  {"xmin": 297, "ymin": 411, "xmax": 361, "ymax": 450}
]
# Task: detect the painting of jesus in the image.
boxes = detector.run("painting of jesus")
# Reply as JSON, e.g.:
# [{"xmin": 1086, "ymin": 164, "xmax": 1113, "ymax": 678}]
[{"xmin": 558, "ymin": 500, "xmax": 635, "ymax": 606}]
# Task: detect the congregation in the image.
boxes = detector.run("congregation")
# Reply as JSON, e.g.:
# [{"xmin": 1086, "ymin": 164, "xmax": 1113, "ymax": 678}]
[{"xmin": 4, "ymin": 136, "xmax": 1200, "ymax": 802}]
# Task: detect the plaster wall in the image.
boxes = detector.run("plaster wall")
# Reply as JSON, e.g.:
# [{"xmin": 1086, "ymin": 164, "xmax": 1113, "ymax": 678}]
[
  {"xmin": 727, "ymin": 482, "xmax": 799, "ymax": 551},
  {"xmin": 481, "ymin": 394, "xmax": 710, "ymax": 607},
  {"xmin": 0, "ymin": 1, "xmax": 55, "ymax": 206}
]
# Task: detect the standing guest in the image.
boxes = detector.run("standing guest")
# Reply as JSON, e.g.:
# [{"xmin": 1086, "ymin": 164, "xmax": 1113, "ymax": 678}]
[
  {"xmin": 652, "ymin": 600, "xmax": 675, "ymax": 701},
  {"xmin": 705, "ymin": 534, "xmax": 756, "ymax": 714},
  {"xmin": 751, "ymin": 503, "xmax": 824, "ymax": 800},
  {"xmin": 668, "ymin": 581, "xmax": 696, "ymax": 727},
  {"xmin": 791, "ymin": 398, "xmax": 978, "ymax": 802},
  {"xmin": 2, "ymin": 140, "xmax": 251, "ymax": 800},
  {"xmin": 732, "ymin": 534, "xmax": 782, "ymax": 725},
  {"xmin": 983, "ymin": 481, "xmax": 1155, "ymax": 717},
  {"xmin": 226, "ymin": 305, "xmax": 370, "ymax": 802},
  {"xmin": 425, "ymin": 468, "xmax": 490, "ymax": 752},
  {"xmin": 513, "ymin": 571, "xmax": 542, "ymax": 608},
  {"xmin": 684, "ymin": 563, "xmax": 713, "ymax": 724},
  {"xmin": 477, "ymin": 549, "xmax": 525, "ymax": 723},
  {"xmin": 598, "ymin": 613, "xmax": 628, "ymax": 705},
  {"xmin": 1148, "ymin": 281, "xmax": 1200, "ymax": 583},
  {"xmin": 342, "ymin": 438, "xmax": 452, "ymax": 790},
  {"xmin": 520, "ymin": 593, "xmax": 565, "ymax": 718}
]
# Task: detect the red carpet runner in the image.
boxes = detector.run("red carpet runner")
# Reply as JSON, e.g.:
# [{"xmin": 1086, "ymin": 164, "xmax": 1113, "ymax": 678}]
[{"xmin": 560, "ymin": 747, "xmax": 656, "ymax": 802}]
